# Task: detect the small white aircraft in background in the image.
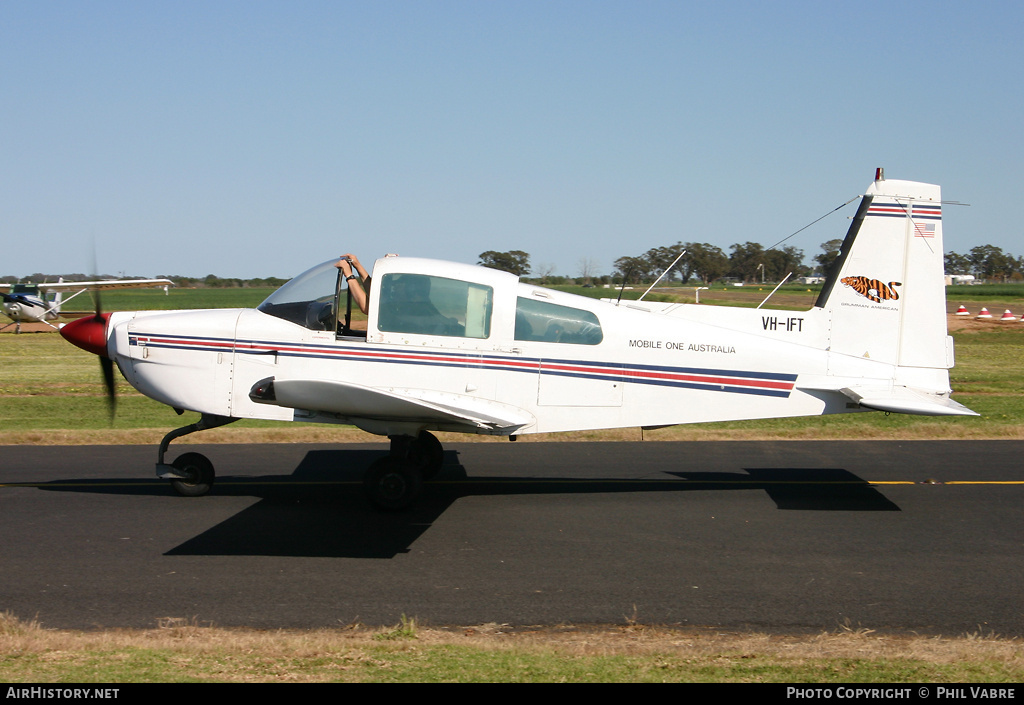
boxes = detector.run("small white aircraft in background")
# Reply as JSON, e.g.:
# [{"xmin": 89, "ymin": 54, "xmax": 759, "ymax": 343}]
[
  {"xmin": 1, "ymin": 278, "xmax": 173, "ymax": 333},
  {"xmin": 60, "ymin": 171, "xmax": 976, "ymax": 509}
]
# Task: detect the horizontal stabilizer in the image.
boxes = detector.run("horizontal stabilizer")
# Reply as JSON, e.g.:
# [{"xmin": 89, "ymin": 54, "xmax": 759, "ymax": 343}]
[
  {"xmin": 840, "ymin": 386, "xmax": 978, "ymax": 417},
  {"xmin": 250, "ymin": 377, "xmax": 533, "ymax": 432}
]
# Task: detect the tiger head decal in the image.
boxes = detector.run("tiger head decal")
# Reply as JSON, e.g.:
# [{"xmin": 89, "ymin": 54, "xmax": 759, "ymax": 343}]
[{"xmin": 840, "ymin": 276, "xmax": 902, "ymax": 304}]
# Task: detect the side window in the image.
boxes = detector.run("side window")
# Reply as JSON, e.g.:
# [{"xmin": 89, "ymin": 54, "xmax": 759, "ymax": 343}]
[
  {"xmin": 515, "ymin": 297, "xmax": 603, "ymax": 345},
  {"xmin": 378, "ymin": 274, "xmax": 493, "ymax": 339}
]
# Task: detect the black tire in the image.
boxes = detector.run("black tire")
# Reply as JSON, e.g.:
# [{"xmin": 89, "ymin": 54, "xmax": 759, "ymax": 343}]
[
  {"xmin": 409, "ymin": 430, "xmax": 444, "ymax": 480},
  {"xmin": 363, "ymin": 456, "xmax": 423, "ymax": 511},
  {"xmin": 170, "ymin": 452, "xmax": 215, "ymax": 497}
]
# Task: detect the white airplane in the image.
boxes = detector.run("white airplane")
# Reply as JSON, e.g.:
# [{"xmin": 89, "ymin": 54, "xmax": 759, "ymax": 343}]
[
  {"xmin": 59, "ymin": 171, "xmax": 976, "ymax": 509},
  {"xmin": 1, "ymin": 278, "xmax": 173, "ymax": 333}
]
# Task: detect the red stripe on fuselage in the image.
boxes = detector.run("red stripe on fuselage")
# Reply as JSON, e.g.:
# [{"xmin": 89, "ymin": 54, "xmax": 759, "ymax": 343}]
[{"xmin": 132, "ymin": 335, "xmax": 793, "ymax": 392}]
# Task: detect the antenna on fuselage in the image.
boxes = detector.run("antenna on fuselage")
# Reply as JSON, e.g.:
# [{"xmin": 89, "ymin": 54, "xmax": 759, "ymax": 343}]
[
  {"xmin": 638, "ymin": 250, "xmax": 686, "ymax": 302},
  {"xmin": 756, "ymin": 272, "xmax": 793, "ymax": 309},
  {"xmin": 616, "ymin": 266, "xmax": 635, "ymax": 305}
]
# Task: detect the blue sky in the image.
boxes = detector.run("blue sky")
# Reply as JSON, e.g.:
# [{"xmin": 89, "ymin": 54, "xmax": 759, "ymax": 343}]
[{"xmin": 2, "ymin": 1, "xmax": 1020, "ymax": 279}]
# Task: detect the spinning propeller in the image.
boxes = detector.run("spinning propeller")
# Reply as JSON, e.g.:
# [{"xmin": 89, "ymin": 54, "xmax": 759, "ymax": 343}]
[{"xmin": 59, "ymin": 279, "xmax": 116, "ymax": 420}]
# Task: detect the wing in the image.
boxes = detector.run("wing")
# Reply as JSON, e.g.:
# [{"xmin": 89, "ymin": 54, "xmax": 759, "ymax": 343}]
[
  {"xmin": 38, "ymin": 278, "xmax": 173, "ymax": 292},
  {"xmin": 249, "ymin": 377, "xmax": 534, "ymax": 434}
]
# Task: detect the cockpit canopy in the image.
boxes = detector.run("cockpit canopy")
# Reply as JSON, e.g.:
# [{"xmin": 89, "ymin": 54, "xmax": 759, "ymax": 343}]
[{"xmin": 257, "ymin": 259, "xmax": 340, "ymax": 330}]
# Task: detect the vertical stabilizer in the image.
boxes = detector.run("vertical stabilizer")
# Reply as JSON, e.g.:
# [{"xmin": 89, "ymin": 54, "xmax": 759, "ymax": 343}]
[
  {"xmin": 816, "ymin": 174, "xmax": 948, "ymax": 370},
  {"xmin": 53, "ymin": 278, "xmax": 63, "ymax": 314}
]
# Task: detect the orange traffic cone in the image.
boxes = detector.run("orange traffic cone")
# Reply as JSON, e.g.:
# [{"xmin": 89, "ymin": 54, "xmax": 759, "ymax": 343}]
[
  {"xmin": 976, "ymin": 307, "xmax": 992, "ymax": 319},
  {"xmin": 1000, "ymin": 310, "xmax": 1017, "ymax": 322},
  {"xmin": 955, "ymin": 304, "xmax": 970, "ymax": 315}
]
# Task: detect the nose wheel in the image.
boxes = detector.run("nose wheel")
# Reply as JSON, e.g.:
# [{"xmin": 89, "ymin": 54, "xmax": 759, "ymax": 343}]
[
  {"xmin": 155, "ymin": 414, "xmax": 236, "ymax": 497},
  {"xmin": 168, "ymin": 452, "xmax": 215, "ymax": 497}
]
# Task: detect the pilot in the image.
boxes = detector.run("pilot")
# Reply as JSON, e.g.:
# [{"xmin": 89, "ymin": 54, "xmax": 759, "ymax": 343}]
[{"xmin": 335, "ymin": 253, "xmax": 371, "ymax": 315}]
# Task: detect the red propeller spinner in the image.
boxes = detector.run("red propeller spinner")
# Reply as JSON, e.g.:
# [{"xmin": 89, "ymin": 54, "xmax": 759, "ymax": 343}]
[{"xmin": 60, "ymin": 312, "xmax": 113, "ymax": 358}]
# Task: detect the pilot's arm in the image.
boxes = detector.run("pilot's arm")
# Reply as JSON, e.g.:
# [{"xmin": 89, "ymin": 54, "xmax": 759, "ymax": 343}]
[
  {"xmin": 341, "ymin": 253, "xmax": 371, "ymax": 296},
  {"xmin": 336, "ymin": 258, "xmax": 369, "ymax": 315}
]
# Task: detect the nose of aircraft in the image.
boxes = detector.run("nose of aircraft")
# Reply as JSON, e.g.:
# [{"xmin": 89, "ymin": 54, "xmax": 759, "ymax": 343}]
[{"xmin": 60, "ymin": 313, "xmax": 113, "ymax": 357}]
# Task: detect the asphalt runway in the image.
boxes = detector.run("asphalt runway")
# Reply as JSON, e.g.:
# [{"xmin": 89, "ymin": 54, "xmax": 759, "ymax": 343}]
[{"xmin": 1, "ymin": 440, "xmax": 1021, "ymax": 635}]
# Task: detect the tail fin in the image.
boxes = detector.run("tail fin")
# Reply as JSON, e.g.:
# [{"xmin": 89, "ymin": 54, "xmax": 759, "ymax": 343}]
[
  {"xmin": 816, "ymin": 172, "xmax": 947, "ymax": 369},
  {"xmin": 813, "ymin": 171, "xmax": 975, "ymax": 416},
  {"xmin": 52, "ymin": 278, "xmax": 63, "ymax": 314}
]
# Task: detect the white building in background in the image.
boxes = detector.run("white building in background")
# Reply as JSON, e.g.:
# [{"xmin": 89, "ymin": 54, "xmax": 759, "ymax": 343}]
[{"xmin": 945, "ymin": 274, "xmax": 977, "ymax": 285}]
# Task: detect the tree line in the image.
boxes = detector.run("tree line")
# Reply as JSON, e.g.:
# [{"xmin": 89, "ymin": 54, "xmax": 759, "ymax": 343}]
[
  {"xmin": 944, "ymin": 245, "xmax": 1024, "ymax": 282},
  {"xmin": 481, "ymin": 243, "xmax": 822, "ymax": 285},
  {"xmin": 612, "ymin": 242, "xmax": 811, "ymax": 285},
  {"xmin": 483, "ymin": 240, "xmax": 1024, "ymax": 286}
]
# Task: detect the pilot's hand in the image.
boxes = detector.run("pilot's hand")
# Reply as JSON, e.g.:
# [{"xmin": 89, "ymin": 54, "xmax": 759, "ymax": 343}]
[{"xmin": 341, "ymin": 254, "xmax": 366, "ymax": 278}]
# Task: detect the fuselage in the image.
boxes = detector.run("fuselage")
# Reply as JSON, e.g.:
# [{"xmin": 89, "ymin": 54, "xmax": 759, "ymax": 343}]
[
  {"xmin": 1, "ymin": 285, "xmax": 58, "ymax": 323},
  {"xmin": 87, "ymin": 256, "xmax": 948, "ymax": 437}
]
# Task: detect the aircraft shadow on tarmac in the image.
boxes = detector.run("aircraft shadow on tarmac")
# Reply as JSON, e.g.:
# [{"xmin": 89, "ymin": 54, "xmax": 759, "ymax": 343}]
[{"xmin": 36, "ymin": 449, "xmax": 898, "ymax": 559}]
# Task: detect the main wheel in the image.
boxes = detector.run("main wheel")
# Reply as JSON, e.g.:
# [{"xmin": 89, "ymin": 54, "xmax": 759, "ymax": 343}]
[
  {"xmin": 409, "ymin": 430, "xmax": 444, "ymax": 480},
  {"xmin": 363, "ymin": 456, "xmax": 423, "ymax": 511},
  {"xmin": 169, "ymin": 452, "xmax": 215, "ymax": 497}
]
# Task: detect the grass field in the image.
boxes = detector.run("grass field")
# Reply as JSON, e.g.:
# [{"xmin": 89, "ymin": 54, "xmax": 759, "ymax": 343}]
[
  {"xmin": 60, "ymin": 286, "xmax": 277, "ymax": 312},
  {"xmin": 2, "ymin": 613, "xmax": 1022, "ymax": 683}
]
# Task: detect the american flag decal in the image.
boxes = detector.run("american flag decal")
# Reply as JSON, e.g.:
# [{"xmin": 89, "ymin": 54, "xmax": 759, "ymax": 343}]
[{"xmin": 914, "ymin": 222, "xmax": 936, "ymax": 238}]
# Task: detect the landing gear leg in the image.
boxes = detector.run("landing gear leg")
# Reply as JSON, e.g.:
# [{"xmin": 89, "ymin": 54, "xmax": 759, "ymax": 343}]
[
  {"xmin": 156, "ymin": 414, "xmax": 238, "ymax": 497},
  {"xmin": 409, "ymin": 430, "xmax": 444, "ymax": 480},
  {"xmin": 362, "ymin": 431, "xmax": 444, "ymax": 510}
]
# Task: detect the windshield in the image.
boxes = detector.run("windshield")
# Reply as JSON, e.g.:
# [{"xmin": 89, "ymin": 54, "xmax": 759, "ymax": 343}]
[{"xmin": 258, "ymin": 260, "xmax": 341, "ymax": 330}]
